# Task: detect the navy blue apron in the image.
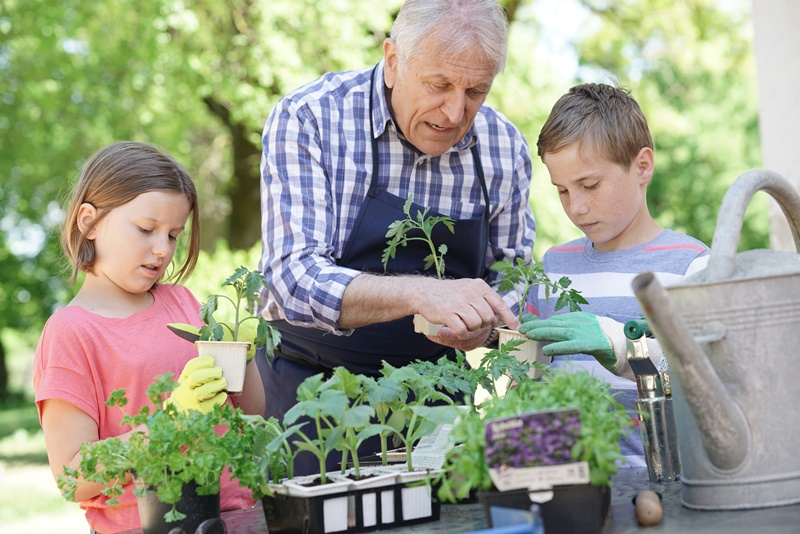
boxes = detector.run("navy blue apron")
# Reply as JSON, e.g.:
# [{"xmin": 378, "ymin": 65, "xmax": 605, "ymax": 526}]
[{"xmin": 257, "ymin": 65, "xmax": 490, "ymax": 475}]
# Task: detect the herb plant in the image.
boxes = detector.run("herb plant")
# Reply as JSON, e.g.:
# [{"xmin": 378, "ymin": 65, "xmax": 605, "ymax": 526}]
[
  {"xmin": 57, "ymin": 374, "xmax": 265, "ymax": 522},
  {"xmin": 382, "ymin": 194, "xmax": 455, "ymax": 279},
  {"xmin": 327, "ymin": 368, "xmax": 392, "ymax": 479},
  {"xmin": 477, "ymin": 338, "xmax": 541, "ymax": 397},
  {"xmin": 280, "ymin": 369, "xmax": 392, "ymax": 484},
  {"xmin": 198, "ymin": 266, "xmax": 281, "ymax": 357},
  {"xmin": 436, "ymin": 367, "xmax": 632, "ymax": 502},
  {"xmin": 491, "ymin": 257, "xmax": 587, "ymax": 321},
  {"xmin": 380, "ymin": 359, "xmax": 464, "ymax": 472}
]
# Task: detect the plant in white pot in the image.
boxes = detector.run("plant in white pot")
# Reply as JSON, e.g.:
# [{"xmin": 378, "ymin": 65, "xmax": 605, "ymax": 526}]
[
  {"xmin": 378, "ymin": 358, "xmax": 466, "ymax": 474},
  {"xmin": 371, "ymin": 356, "xmax": 474, "ymax": 525},
  {"xmin": 169, "ymin": 266, "xmax": 280, "ymax": 394},
  {"xmin": 57, "ymin": 373, "xmax": 265, "ymax": 534},
  {"xmin": 382, "ymin": 194, "xmax": 454, "ymax": 336},
  {"xmin": 253, "ymin": 368, "xmax": 407, "ymax": 533},
  {"xmin": 490, "ymin": 258, "xmax": 587, "ymax": 379}
]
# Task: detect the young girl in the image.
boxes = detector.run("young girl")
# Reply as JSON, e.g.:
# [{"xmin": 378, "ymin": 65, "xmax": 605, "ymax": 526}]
[{"xmin": 33, "ymin": 141, "xmax": 265, "ymax": 534}]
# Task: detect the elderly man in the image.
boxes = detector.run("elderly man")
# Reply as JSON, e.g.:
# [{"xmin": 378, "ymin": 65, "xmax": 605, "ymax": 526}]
[{"xmin": 256, "ymin": 0, "xmax": 535, "ymax": 474}]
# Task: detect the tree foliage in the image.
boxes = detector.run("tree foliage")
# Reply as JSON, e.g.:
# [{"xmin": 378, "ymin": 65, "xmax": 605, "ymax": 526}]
[
  {"xmin": 572, "ymin": 0, "xmax": 765, "ymax": 248},
  {"xmin": 0, "ymin": 0, "xmax": 764, "ymax": 400}
]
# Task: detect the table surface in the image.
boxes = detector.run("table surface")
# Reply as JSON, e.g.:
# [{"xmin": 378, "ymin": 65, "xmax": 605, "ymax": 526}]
[{"xmin": 124, "ymin": 468, "xmax": 800, "ymax": 533}]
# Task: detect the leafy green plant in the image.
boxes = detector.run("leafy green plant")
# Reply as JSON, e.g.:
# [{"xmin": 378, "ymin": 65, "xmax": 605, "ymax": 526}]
[
  {"xmin": 280, "ymin": 373, "xmax": 344, "ymax": 486},
  {"xmin": 198, "ymin": 266, "xmax": 281, "ymax": 357},
  {"xmin": 234, "ymin": 415, "xmax": 294, "ymax": 498},
  {"xmin": 477, "ymin": 338, "xmax": 543, "ymax": 397},
  {"xmin": 279, "ymin": 369, "xmax": 391, "ymax": 484},
  {"xmin": 436, "ymin": 367, "xmax": 632, "ymax": 502},
  {"xmin": 362, "ymin": 373, "xmax": 406, "ymax": 467},
  {"xmin": 491, "ymin": 257, "xmax": 587, "ymax": 322},
  {"xmin": 57, "ymin": 374, "xmax": 265, "ymax": 522},
  {"xmin": 327, "ymin": 368, "xmax": 392, "ymax": 479},
  {"xmin": 382, "ymin": 194, "xmax": 455, "ymax": 279},
  {"xmin": 380, "ymin": 359, "xmax": 464, "ymax": 472}
]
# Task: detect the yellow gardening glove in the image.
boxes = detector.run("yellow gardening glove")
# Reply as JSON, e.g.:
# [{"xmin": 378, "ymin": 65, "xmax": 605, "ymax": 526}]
[
  {"xmin": 165, "ymin": 355, "xmax": 228, "ymax": 413},
  {"xmin": 235, "ymin": 322, "xmax": 257, "ymax": 363}
]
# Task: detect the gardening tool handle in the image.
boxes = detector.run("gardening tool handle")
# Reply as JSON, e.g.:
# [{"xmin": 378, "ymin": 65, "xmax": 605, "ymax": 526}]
[{"xmin": 624, "ymin": 319, "xmax": 652, "ymax": 340}]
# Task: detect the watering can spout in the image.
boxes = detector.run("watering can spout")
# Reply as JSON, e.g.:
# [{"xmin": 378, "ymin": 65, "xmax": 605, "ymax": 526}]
[{"xmin": 632, "ymin": 272, "xmax": 750, "ymax": 472}]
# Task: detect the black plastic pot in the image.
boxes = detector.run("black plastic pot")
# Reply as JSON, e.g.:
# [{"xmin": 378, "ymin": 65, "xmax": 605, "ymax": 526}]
[
  {"xmin": 478, "ymin": 484, "xmax": 610, "ymax": 534},
  {"xmin": 135, "ymin": 480, "xmax": 221, "ymax": 534}
]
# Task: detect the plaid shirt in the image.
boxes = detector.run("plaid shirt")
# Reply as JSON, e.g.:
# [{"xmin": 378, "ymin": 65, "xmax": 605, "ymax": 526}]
[{"xmin": 259, "ymin": 60, "xmax": 535, "ymax": 333}]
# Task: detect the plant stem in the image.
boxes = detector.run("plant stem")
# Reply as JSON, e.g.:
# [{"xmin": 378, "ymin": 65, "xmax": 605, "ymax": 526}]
[
  {"xmin": 406, "ymin": 412, "xmax": 417, "ymax": 472},
  {"xmin": 315, "ymin": 416, "xmax": 326, "ymax": 484},
  {"xmin": 405, "ymin": 235, "xmax": 444, "ymax": 279}
]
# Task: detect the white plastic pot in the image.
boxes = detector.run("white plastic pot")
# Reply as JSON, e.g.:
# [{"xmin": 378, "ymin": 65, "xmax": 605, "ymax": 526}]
[{"xmin": 194, "ymin": 341, "xmax": 250, "ymax": 394}]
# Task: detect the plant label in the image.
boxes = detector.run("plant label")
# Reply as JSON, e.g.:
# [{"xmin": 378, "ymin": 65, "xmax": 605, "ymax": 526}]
[{"xmin": 485, "ymin": 408, "xmax": 590, "ymax": 491}]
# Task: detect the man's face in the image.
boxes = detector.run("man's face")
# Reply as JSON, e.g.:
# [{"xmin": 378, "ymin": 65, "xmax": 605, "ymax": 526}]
[{"xmin": 383, "ymin": 37, "xmax": 496, "ymax": 156}]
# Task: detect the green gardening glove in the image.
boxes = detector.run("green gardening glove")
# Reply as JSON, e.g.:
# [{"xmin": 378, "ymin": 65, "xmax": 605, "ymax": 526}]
[
  {"xmin": 519, "ymin": 312, "xmax": 617, "ymax": 373},
  {"xmin": 165, "ymin": 355, "xmax": 228, "ymax": 413}
]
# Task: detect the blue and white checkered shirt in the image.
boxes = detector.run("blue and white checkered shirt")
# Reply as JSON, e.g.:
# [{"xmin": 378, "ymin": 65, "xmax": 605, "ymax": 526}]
[{"xmin": 259, "ymin": 60, "xmax": 535, "ymax": 334}]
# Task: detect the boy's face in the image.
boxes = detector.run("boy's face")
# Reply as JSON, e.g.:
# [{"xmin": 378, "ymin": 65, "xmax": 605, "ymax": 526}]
[{"xmin": 543, "ymin": 144, "xmax": 657, "ymax": 252}]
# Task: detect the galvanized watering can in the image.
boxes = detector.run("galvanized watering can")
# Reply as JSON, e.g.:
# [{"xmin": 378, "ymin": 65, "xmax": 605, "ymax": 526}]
[{"xmin": 632, "ymin": 169, "xmax": 800, "ymax": 510}]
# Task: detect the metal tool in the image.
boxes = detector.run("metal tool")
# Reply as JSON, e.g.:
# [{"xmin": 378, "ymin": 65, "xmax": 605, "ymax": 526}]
[{"xmin": 624, "ymin": 319, "xmax": 681, "ymax": 484}]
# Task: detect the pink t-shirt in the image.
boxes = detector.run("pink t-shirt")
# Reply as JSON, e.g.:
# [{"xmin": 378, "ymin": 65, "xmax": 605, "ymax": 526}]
[{"xmin": 34, "ymin": 284, "xmax": 254, "ymax": 534}]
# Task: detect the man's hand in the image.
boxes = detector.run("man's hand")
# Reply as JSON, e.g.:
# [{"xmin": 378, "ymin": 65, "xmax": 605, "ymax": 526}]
[
  {"xmin": 339, "ymin": 274, "xmax": 519, "ymax": 338},
  {"xmin": 519, "ymin": 312, "xmax": 619, "ymax": 373},
  {"xmin": 165, "ymin": 355, "xmax": 228, "ymax": 413},
  {"xmin": 427, "ymin": 324, "xmax": 494, "ymax": 352},
  {"xmin": 413, "ymin": 278, "xmax": 519, "ymax": 338}
]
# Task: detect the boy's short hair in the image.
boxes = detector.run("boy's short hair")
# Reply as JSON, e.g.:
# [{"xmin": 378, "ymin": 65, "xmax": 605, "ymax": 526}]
[{"xmin": 537, "ymin": 83, "xmax": 653, "ymax": 168}]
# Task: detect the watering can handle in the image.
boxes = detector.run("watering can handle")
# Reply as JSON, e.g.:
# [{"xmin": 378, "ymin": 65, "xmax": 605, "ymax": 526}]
[{"xmin": 706, "ymin": 169, "xmax": 800, "ymax": 282}]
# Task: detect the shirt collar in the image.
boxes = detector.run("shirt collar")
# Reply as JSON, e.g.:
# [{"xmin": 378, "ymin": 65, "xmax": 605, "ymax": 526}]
[{"xmin": 371, "ymin": 60, "xmax": 478, "ymax": 152}]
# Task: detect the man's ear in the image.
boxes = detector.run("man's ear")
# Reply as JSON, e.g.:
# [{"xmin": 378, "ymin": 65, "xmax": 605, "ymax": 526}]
[
  {"xmin": 383, "ymin": 38, "xmax": 398, "ymax": 89},
  {"xmin": 77, "ymin": 202, "xmax": 98, "ymax": 239},
  {"xmin": 636, "ymin": 147, "xmax": 655, "ymax": 184}
]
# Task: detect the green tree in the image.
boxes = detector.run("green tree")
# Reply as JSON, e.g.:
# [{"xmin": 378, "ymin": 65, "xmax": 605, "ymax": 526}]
[
  {"xmin": 0, "ymin": 0, "xmax": 401, "ymax": 399},
  {"xmin": 572, "ymin": 0, "xmax": 766, "ymax": 249},
  {"xmin": 0, "ymin": 0, "xmax": 765, "ymax": 401}
]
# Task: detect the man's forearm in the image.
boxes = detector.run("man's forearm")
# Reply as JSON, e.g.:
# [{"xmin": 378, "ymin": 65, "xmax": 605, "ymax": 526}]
[
  {"xmin": 338, "ymin": 273, "xmax": 420, "ymax": 329},
  {"xmin": 338, "ymin": 273, "xmax": 520, "ymax": 336}
]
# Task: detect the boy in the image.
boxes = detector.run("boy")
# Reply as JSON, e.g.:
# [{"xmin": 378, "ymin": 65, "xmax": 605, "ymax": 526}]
[{"xmin": 521, "ymin": 83, "xmax": 709, "ymax": 466}]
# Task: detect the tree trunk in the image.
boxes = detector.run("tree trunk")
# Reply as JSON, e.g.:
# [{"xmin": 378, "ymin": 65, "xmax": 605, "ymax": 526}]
[
  {"xmin": 0, "ymin": 338, "xmax": 8, "ymax": 402},
  {"xmin": 203, "ymin": 96, "xmax": 262, "ymax": 251}
]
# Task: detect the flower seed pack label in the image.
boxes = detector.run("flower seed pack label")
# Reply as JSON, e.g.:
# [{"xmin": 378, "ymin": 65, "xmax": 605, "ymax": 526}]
[{"xmin": 485, "ymin": 408, "xmax": 590, "ymax": 491}]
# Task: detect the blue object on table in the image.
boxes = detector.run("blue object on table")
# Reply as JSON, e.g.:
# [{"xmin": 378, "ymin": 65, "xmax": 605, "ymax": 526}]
[
  {"xmin": 465, "ymin": 524, "xmax": 535, "ymax": 534},
  {"xmin": 490, "ymin": 505, "xmax": 532, "ymax": 527},
  {"xmin": 466, "ymin": 504, "xmax": 545, "ymax": 534}
]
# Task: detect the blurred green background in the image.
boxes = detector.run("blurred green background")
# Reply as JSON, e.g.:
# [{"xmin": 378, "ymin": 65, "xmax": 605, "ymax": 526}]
[{"xmin": 0, "ymin": 0, "xmax": 764, "ymax": 525}]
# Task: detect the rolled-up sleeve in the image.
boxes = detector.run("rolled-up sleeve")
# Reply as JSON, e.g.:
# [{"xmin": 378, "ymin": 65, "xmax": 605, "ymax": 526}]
[
  {"xmin": 483, "ymin": 118, "xmax": 536, "ymax": 314},
  {"xmin": 259, "ymin": 99, "xmax": 359, "ymax": 333}
]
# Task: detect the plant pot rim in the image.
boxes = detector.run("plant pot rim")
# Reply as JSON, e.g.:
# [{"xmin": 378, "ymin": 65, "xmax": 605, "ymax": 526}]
[
  {"xmin": 194, "ymin": 340, "xmax": 252, "ymax": 348},
  {"xmin": 281, "ymin": 474, "xmax": 352, "ymax": 497}
]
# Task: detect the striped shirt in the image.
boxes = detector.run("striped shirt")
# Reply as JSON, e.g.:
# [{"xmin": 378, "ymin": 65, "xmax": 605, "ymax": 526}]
[
  {"xmin": 259, "ymin": 60, "xmax": 535, "ymax": 333},
  {"xmin": 528, "ymin": 230, "xmax": 709, "ymax": 325},
  {"xmin": 526, "ymin": 229, "xmax": 709, "ymax": 465}
]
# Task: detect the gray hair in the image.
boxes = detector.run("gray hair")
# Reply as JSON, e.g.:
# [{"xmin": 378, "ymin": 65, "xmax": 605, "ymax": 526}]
[{"xmin": 390, "ymin": 0, "xmax": 508, "ymax": 75}]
